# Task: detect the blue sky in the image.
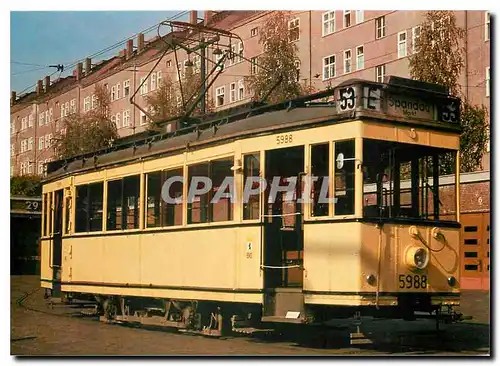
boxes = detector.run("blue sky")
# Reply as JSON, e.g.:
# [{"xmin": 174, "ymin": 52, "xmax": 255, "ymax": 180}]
[{"xmin": 10, "ymin": 11, "xmax": 191, "ymax": 94}]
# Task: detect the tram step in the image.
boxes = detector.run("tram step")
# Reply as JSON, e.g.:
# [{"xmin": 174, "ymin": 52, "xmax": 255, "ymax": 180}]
[{"xmin": 261, "ymin": 316, "xmax": 306, "ymax": 324}]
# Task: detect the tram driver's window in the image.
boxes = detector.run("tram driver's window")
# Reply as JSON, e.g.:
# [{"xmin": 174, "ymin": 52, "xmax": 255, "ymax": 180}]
[
  {"xmin": 311, "ymin": 143, "xmax": 329, "ymax": 217},
  {"xmin": 334, "ymin": 140, "xmax": 355, "ymax": 215},
  {"xmin": 243, "ymin": 153, "xmax": 260, "ymax": 220}
]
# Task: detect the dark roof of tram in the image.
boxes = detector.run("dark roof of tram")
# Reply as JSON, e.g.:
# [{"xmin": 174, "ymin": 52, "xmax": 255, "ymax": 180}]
[{"xmin": 44, "ymin": 76, "xmax": 460, "ymax": 183}]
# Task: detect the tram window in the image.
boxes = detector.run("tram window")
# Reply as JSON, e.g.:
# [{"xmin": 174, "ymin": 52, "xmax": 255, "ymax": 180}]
[
  {"xmin": 243, "ymin": 153, "xmax": 260, "ymax": 220},
  {"xmin": 42, "ymin": 193, "xmax": 47, "ymax": 236},
  {"xmin": 188, "ymin": 163, "xmax": 210, "ymax": 224},
  {"xmin": 107, "ymin": 179, "xmax": 123, "ymax": 231},
  {"xmin": 211, "ymin": 158, "xmax": 234, "ymax": 222},
  {"xmin": 123, "ymin": 176, "xmax": 140, "ymax": 229},
  {"xmin": 75, "ymin": 186, "xmax": 88, "ymax": 233},
  {"xmin": 334, "ymin": 140, "xmax": 355, "ymax": 215},
  {"xmin": 47, "ymin": 193, "xmax": 52, "ymax": 235},
  {"xmin": 88, "ymin": 182, "xmax": 104, "ymax": 232},
  {"xmin": 362, "ymin": 139, "xmax": 457, "ymax": 221},
  {"xmin": 146, "ymin": 168, "xmax": 184, "ymax": 227},
  {"xmin": 311, "ymin": 143, "xmax": 329, "ymax": 217},
  {"xmin": 146, "ymin": 172, "xmax": 163, "ymax": 228},
  {"xmin": 107, "ymin": 175, "xmax": 140, "ymax": 231},
  {"xmin": 164, "ymin": 168, "xmax": 183, "ymax": 226},
  {"xmin": 64, "ymin": 192, "xmax": 71, "ymax": 234}
]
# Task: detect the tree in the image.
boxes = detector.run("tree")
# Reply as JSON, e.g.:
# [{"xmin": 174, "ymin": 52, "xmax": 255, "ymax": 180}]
[
  {"xmin": 10, "ymin": 175, "xmax": 42, "ymax": 196},
  {"xmin": 145, "ymin": 66, "xmax": 214, "ymax": 130},
  {"xmin": 245, "ymin": 11, "xmax": 314, "ymax": 105},
  {"xmin": 409, "ymin": 10, "xmax": 489, "ymax": 173},
  {"xmin": 53, "ymin": 83, "xmax": 118, "ymax": 159}
]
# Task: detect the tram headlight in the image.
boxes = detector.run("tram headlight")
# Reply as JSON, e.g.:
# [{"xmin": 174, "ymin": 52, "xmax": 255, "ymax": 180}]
[
  {"xmin": 366, "ymin": 274, "xmax": 376, "ymax": 286},
  {"xmin": 404, "ymin": 246, "xmax": 430, "ymax": 271},
  {"xmin": 447, "ymin": 276, "xmax": 457, "ymax": 287}
]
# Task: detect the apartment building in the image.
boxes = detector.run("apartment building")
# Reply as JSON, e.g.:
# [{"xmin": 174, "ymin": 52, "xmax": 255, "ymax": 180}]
[{"xmin": 10, "ymin": 10, "xmax": 491, "ymax": 288}]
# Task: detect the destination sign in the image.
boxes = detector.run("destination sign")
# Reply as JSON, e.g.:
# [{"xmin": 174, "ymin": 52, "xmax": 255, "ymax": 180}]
[{"xmin": 386, "ymin": 95, "xmax": 435, "ymax": 120}]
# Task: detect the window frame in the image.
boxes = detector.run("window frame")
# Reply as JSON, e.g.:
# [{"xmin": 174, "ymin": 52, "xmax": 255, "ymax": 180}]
[
  {"xmin": 356, "ymin": 10, "xmax": 364, "ymax": 24},
  {"xmin": 288, "ymin": 17, "xmax": 300, "ymax": 42},
  {"xmin": 485, "ymin": 11, "xmax": 490, "ymax": 41},
  {"xmin": 343, "ymin": 10, "xmax": 351, "ymax": 28},
  {"xmin": 412, "ymin": 26, "xmax": 421, "ymax": 54},
  {"xmin": 322, "ymin": 11, "xmax": 336, "ymax": 36},
  {"xmin": 123, "ymin": 79, "xmax": 130, "ymax": 97},
  {"xmin": 356, "ymin": 45, "xmax": 364, "ymax": 70},
  {"xmin": 375, "ymin": 16, "xmax": 386, "ymax": 39},
  {"xmin": 376, "ymin": 64, "xmax": 386, "ymax": 83},
  {"xmin": 344, "ymin": 49, "xmax": 352, "ymax": 74},
  {"xmin": 323, "ymin": 54, "xmax": 336, "ymax": 80},
  {"xmin": 216, "ymin": 86, "xmax": 225, "ymax": 107},
  {"xmin": 398, "ymin": 30, "xmax": 407, "ymax": 58},
  {"xmin": 230, "ymin": 82, "xmax": 236, "ymax": 103}
]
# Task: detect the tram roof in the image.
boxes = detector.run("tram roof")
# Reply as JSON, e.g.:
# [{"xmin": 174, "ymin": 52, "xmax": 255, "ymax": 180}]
[{"xmin": 45, "ymin": 77, "xmax": 461, "ymax": 182}]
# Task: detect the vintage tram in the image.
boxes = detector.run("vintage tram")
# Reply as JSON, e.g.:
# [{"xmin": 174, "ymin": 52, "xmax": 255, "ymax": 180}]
[{"xmin": 40, "ymin": 76, "xmax": 464, "ymax": 337}]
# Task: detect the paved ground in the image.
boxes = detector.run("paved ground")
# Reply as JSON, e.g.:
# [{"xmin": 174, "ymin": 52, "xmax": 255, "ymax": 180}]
[{"xmin": 11, "ymin": 276, "xmax": 490, "ymax": 356}]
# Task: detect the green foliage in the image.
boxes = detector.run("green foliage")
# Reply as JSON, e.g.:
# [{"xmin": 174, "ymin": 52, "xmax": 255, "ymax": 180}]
[
  {"xmin": 409, "ymin": 10, "xmax": 489, "ymax": 173},
  {"xmin": 245, "ymin": 11, "xmax": 314, "ymax": 104},
  {"xmin": 10, "ymin": 175, "xmax": 42, "ymax": 196},
  {"xmin": 53, "ymin": 83, "xmax": 118, "ymax": 159}
]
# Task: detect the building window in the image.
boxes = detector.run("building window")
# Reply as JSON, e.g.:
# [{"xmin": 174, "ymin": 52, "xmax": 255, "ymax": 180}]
[
  {"xmin": 166, "ymin": 60, "xmax": 172, "ymax": 68},
  {"xmin": 230, "ymin": 82, "xmax": 236, "ymax": 103},
  {"xmin": 238, "ymin": 79, "xmax": 245, "ymax": 100},
  {"xmin": 84, "ymin": 97, "xmax": 90, "ymax": 112},
  {"xmin": 398, "ymin": 31, "xmax": 407, "ymax": 58},
  {"xmin": 11, "ymin": 120, "xmax": 16, "ymax": 135},
  {"xmin": 323, "ymin": 55, "xmax": 336, "ymax": 80},
  {"xmin": 111, "ymin": 85, "xmax": 116, "ymax": 101},
  {"xmin": 323, "ymin": 11, "xmax": 335, "ymax": 36},
  {"xmin": 116, "ymin": 83, "xmax": 121, "ymax": 100},
  {"xmin": 45, "ymin": 134, "xmax": 52, "ymax": 148},
  {"xmin": 485, "ymin": 12, "xmax": 490, "ymax": 41},
  {"xmin": 39, "ymin": 112, "xmax": 45, "ymax": 126},
  {"xmin": 216, "ymin": 86, "xmax": 225, "ymax": 107},
  {"xmin": 107, "ymin": 175, "xmax": 140, "ymax": 231},
  {"xmin": 251, "ymin": 57, "xmax": 259, "ymax": 74},
  {"xmin": 356, "ymin": 10, "xmax": 364, "ymax": 24},
  {"xmin": 11, "ymin": 144, "xmax": 14, "ymax": 157},
  {"xmin": 215, "ymin": 53, "xmax": 225, "ymax": 71},
  {"xmin": 123, "ymin": 79, "xmax": 130, "ymax": 97},
  {"xmin": 111, "ymin": 115, "xmax": 116, "ymax": 126},
  {"xmin": 21, "ymin": 117, "xmax": 27, "ymax": 130},
  {"xmin": 38, "ymin": 161, "xmax": 44, "ymax": 175},
  {"xmin": 75, "ymin": 182, "xmax": 104, "ymax": 233},
  {"xmin": 151, "ymin": 72, "xmax": 157, "ymax": 91},
  {"xmin": 412, "ymin": 26, "xmax": 421, "ymax": 53},
  {"xmin": 140, "ymin": 77, "xmax": 148, "ymax": 95},
  {"xmin": 27, "ymin": 161, "xmax": 33, "ymax": 174},
  {"xmin": 486, "ymin": 67, "xmax": 490, "ymax": 97},
  {"xmin": 376, "ymin": 64, "xmax": 386, "ymax": 83},
  {"xmin": 28, "ymin": 137, "xmax": 33, "ymax": 151},
  {"xmin": 250, "ymin": 27, "xmax": 258, "ymax": 37},
  {"xmin": 237, "ymin": 42, "xmax": 244, "ymax": 63},
  {"xmin": 28, "ymin": 114, "xmax": 33, "ymax": 127},
  {"xmin": 157, "ymin": 71, "xmax": 162, "ymax": 86},
  {"xmin": 289, "ymin": 18, "xmax": 300, "ymax": 42},
  {"xmin": 356, "ymin": 45, "xmax": 364, "ymax": 70},
  {"xmin": 376, "ymin": 16, "xmax": 386, "ymax": 39},
  {"xmin": 123, "ymin": 109, "xmax": 130, "ymax": 127},
  {"xmin": 48, "ymin": 108, "xmax": 53, "ymax": 122},
  {"xmin": 70, "ymin": 99, "xmax": 76, "ymax": 113},
  {"xmin": 344, "ymin": 49, "xmax": 352, "ymax": 74},
  {"xmin": 39, "ymin": 137, "xmax": 44, "ymax": 151},
  {"xmin": 115, "ymin": 112, "xmax": 121, "ymax": 128},
  {"xmin": 21, "ymin": 139, "xmax": 26, "ymax": 153},
  {"xmin": 343, "ymin": 10, "xmax": 351, "ymax": 28},
  {"xmin": 140, "ymin": 111, "xmax": 148, "ymax": 126},
  {"xmin": 91, "ymin": 95, "xmax": 97, "ymax": 110}
]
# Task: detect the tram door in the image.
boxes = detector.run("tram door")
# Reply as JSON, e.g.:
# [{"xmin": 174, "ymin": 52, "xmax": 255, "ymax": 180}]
[
  {"xmin": 262, "ymin": 146, "xmax": 305, "ymax": 319},
  {"xmin": 52, "ymin": 190, "xmax": 64, "ymax": 292}
]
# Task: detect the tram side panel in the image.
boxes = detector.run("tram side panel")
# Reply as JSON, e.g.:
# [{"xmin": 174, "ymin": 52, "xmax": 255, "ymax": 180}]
[
  {"xmin": 62, "ymin": 225, "xmax": 263, "ymax": 303},
  {"xmin": 303, "ymin": 222, "xmax": 363, "ymax": 305},
  {"xmin": 40, "ymin": 239, "xmax": 53, "ymax": 289}
]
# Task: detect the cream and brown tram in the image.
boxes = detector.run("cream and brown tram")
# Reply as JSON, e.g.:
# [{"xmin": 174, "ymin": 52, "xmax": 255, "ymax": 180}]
[{"xmin": 40, "ymin": 77, "xmax": 464, "ymax": 336}]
